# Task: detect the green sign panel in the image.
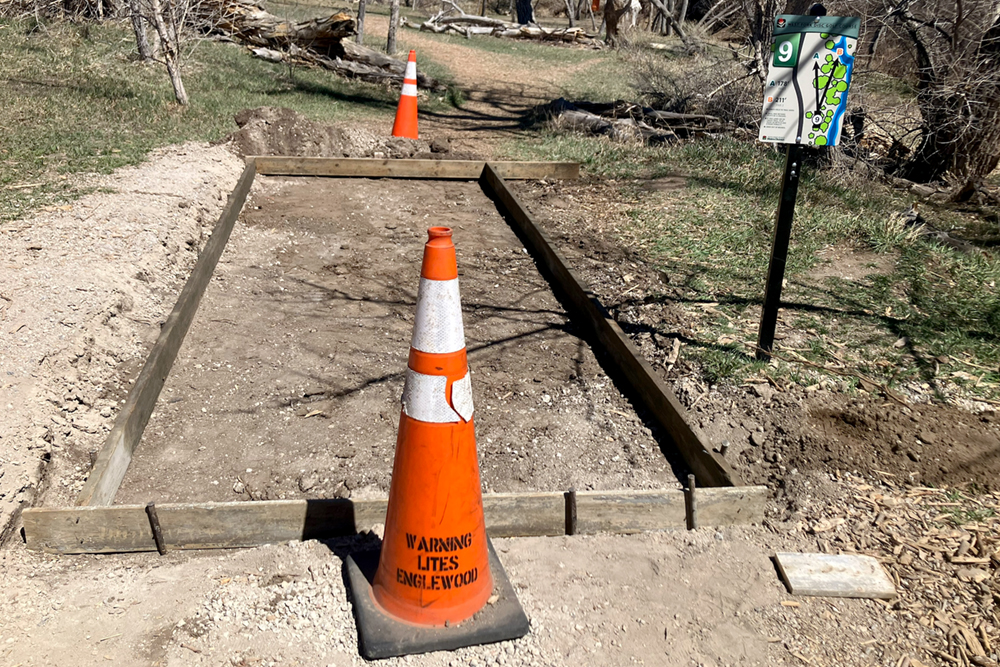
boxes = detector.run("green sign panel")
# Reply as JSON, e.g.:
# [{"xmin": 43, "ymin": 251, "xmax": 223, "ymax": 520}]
[{"xmin": 759, "ymin": 15, "xmax": 860, "ymax": 146}]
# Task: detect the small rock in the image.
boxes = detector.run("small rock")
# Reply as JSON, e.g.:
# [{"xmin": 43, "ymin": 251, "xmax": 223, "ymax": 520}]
[
  {"xmin": 297, "ymin": 473, "xmax": 318, "ymax": 492},
  {"xmin": 429, "ymin": 138, "xmax": 451, "ymax": 154},
  {"xmin": 750, "ymin": 432, "xmax": 766, "ymax": 447}
]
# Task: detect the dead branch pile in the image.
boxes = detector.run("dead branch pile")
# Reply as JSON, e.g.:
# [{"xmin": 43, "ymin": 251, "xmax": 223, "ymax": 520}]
[
  {"xmin": 402, "ymin": 1, "xmax": 601, "ymax": 47},
  {"xmin": 189, "ymin": 0, "xmax": 445, "ymax": 90},
  {"xmin": 534, "ymin": 98, "xmax": 727, "ymax": 144}
]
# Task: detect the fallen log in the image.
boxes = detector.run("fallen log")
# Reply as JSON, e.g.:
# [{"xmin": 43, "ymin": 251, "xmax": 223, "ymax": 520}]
[
  {"xmin": 190, "ymin": 0, "xmax": 445, "ymax": 90},
  {"xmin": 556, "ymin": 108, "xmax": 678, "ymax": 144},
  {"xmin": 533, "ymin": 98, "xmax": 729, "ymax": 143},
  {"xmin": 402, "ymin": 6, "xmax": 602, "ymax": 47}
]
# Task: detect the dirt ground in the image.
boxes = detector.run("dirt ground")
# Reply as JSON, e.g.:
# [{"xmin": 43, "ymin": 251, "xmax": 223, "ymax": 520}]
[
  {"xmin": 1, "ymin": 20, "xmax": 999, "ymax": 667},
  {"xmin": 110, "ymin": 175, "xmax": 673, "ymax": 507}
]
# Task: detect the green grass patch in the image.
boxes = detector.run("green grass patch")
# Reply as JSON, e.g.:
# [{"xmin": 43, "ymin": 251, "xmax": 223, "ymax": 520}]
[
  {"xmin": 0, "ymin": 17, "xmax": 445, "ymax": 221},
  {"xmin": 503, "ymin": 131, "xmax": 1000, "ymax": 400}
]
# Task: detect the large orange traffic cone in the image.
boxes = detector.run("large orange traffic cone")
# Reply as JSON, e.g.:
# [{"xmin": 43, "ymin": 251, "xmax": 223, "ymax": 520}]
[
  {"xmin": 345, "ymin": 228, "xmax": 528, "ymax": 659},
  {"xmin": 372, "ymin": 226, "xmax": 492, "ymax": 625},
  {"xmin": 391, "ymin": 50, "xmax": 419, "ymax": 139}
]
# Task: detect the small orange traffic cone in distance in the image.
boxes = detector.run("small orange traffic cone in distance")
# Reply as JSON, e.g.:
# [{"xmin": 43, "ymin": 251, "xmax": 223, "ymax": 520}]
[
  {"xmin": 371, "ymin": 227, "xmax": 492, "ymax": 626},
  {"xmin": 391, "ymin": 50, "xmax": 419, "ymax": 139}
]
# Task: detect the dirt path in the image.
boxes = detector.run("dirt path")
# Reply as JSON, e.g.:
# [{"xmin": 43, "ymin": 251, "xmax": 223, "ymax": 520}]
[{"xmin": 365, "ymin": 15, "xmax": 605, "ymax": 149}]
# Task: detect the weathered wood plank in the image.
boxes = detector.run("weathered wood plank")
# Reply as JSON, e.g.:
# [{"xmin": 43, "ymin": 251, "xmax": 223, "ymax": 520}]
[
  {"xmin": 576, "ymin": 489, "xmax": 686, "ymax": 533},
  {"xmin": 483, "ymin": 492, "xmax": 564, "ymax": 537},
  {"xmin": 698, "ymin": 486, "xmax": 768, "ymax": 525},
  {"xmin": 75, "ymin": 162, "xmax": 258, "ymax": 507},
  {"xmin": 253, "ymin": 157, "xmax": 580, "ymax": 180},
  {"xmin": 776, "ymin": 552, "xmax": 897, "ymax": 599},
  {"xmin": 23, "ymin": 487, "xmax": 767, "ymax": 554},
  {"xmin": 480, "ymin": 164, "xmax": 740, "ymax": 487}
]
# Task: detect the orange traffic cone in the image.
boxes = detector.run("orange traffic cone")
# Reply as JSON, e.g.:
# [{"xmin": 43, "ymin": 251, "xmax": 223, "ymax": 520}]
[
  {"xmin": 372, "ymin": 226, "xmax": 492, "ymax": 625},
  {"xmin": 391, "ymin": 50, "xmax": 419, "ymax": 139},
  {"xmin": 345, "ymin": 228, "xmax": 529, "ymax": 659}
]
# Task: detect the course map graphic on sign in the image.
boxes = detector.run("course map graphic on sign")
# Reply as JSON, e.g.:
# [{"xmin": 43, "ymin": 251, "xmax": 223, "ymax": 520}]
[{"xmin": 759, "ymin": 14, "xmax": 860, "ymax": 146}]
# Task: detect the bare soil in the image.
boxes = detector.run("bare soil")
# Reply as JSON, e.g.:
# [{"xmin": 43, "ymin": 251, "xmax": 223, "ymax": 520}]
[{"xmin": 114, "ymin": 175, "xmax": 674, "ymax": 506}]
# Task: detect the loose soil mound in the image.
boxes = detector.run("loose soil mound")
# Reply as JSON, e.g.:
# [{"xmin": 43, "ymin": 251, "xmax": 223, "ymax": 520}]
[
  {"xmin": 226, "ymin": 106, "xmax": 435, "ymax": 158},
  {"xmin": 784, "ymin": 396, "xmax": 1000, "ymax": 490}
]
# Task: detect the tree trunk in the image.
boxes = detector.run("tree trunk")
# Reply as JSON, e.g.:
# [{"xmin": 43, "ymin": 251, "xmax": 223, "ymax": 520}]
[
  {"xmin": 603, "ymin": 0, "xmax": 630, "ymax": 45},
  {"xmin": 149, "ymin": 0, "xmax": 187, "ymax": 104},
  {"xmin": 386, "ymin": 0, "xmax": 399, "ymax": 53},
  {"xmin": 356, "ymin": 0, "xmax": 366, "ymax": 44},
  {"xmin": 129, "ymin": 0, "xmax": 152, "ymax": 60},
  {"xmin": 741, "ymin": 0, "xmax": 778, "ymax": 85},
  {"xmin": 564, "ymin": 0, "xmax": 575, "ymax": 26},
  {"xmin": 890, "ymin": 0, "xmax": 1000, "ymax": 181}
]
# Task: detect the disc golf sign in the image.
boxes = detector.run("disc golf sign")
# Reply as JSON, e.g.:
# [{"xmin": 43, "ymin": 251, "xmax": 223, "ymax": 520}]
[{"xmin": 759, "ymin": 15, "xmax": 860, "ymax": 146}]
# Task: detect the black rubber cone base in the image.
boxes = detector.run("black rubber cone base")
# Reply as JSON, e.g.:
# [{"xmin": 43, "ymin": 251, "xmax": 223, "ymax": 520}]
[{"xmin": 344, "ymin": 539, "xmax": 530, "ymax": 660}]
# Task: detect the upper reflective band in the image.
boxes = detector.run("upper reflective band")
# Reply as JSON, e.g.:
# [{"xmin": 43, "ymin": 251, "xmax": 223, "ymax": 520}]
[
  {"xmin": 404, "ymin": 60, "xmax": 417, "ymax": 81},
  {"xmin": 402, "ymin": 370, "xmax": 474, "ymax": 423},
  {"xmin": 411, "ymin": 277, "xmax": 465, "ymax": 354},
  {"xmin": 401, "ymin": 83, "xmax": 418, "ymax": 97}
]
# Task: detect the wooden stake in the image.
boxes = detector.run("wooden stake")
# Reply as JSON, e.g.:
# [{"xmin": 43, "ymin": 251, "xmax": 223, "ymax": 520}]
[
  {"xmin": 565, "ymin": 489, "xmax": 578, "ymax": 535},
  {"xmin": 685, "ymin": 474, "xmax": 697, "ymax": 529},
  {"xmin": 145, "ymin": 502, "xmax": 167, "ymax": 555}
]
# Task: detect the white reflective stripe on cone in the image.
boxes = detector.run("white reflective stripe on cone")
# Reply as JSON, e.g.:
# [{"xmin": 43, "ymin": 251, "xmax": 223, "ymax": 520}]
[
  {"xmin": 401, "ymin": 83, "xmax": 418, "ymax": 97},
  {"xmin": 404, "ymin": 61, "xmax": 417, "ymax": 80},
  {"xmin": 411, "ymin": 277, "xmax": 465, "ymax": 354},
  {"xmin": 451, "ymin": 372, "xmax": 474, "ymax": 422},
  {"xmin": 402, "ymin": 370, "xmax": 461, "ymax": 423}
]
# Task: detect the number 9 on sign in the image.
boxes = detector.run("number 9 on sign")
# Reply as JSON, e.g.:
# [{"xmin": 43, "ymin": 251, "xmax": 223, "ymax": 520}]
[{"xmin": 772, "ymin": 34, "xmax": 801, "ymax": 68}]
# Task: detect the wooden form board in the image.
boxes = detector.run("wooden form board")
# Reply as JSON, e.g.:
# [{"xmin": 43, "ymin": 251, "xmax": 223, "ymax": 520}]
[
  {"xmin": 253, "ymin": 157, "xmax": 581, "ymax": 181},
  {"xmin": 480, "ymin": 165, "xmax": 740, "ymax": 487},
  {"xmin": 20, "ymin": 155, "xmax": 767, "ymax": 558},
  {"xmin": 23, "ymin": 487, "xmax": 768, "ymax": 554},
  {"xmin": 775, "ymin": 552, "xmax": 897, "ymax": 599}
]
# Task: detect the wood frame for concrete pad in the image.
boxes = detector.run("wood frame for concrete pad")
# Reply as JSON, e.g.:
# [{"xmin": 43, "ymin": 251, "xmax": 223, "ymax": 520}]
[
  {"xmin": 22, "ymin": 156, "xmax": 760, "ymax": 555},
  {"xmin": 23, "ymin": 487, "xmax": 767, "ymax": 554}
]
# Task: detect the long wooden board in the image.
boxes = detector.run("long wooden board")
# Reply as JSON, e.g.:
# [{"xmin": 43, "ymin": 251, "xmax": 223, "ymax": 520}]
[
  {"xmin": 74, "ymin": 162, "xmax": 258, "ymax": 507},
  {"xmin": 253, "ymin": 157, "xmax": 580, "ymax": 180},
  {"xmin": 480, "ymin": 165, "xmax": 740, "ymax": 487},
  {"xmin": 23, "ymin": 487, "xmax": 767, "ymax": 554}
]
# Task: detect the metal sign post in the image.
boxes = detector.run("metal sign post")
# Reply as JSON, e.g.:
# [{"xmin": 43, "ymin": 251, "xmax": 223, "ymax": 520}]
[
  {"xmin": 756, "ymin": 144, "xmax": 802, "ymax": 361},
  {"xmin": 754, "ymin": 9, "xmax": 859, "ymax": 361}
]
